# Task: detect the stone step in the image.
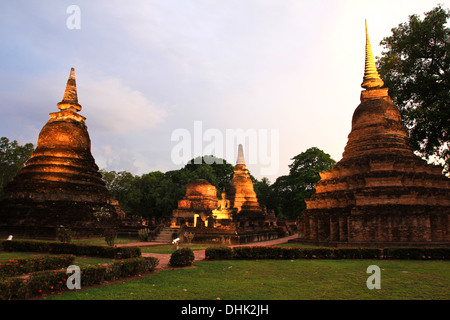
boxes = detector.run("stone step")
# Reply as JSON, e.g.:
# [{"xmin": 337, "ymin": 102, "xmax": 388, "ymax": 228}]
[{"xmin": 151, "ymin": 227, "xmax": 179, "ymax": 243}]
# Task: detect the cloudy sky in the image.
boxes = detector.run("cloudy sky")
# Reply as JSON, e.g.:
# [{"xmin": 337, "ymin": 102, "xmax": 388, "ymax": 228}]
[{"xmin": 0, "ymin": 0, "xmax": 448, "ymax": 182}]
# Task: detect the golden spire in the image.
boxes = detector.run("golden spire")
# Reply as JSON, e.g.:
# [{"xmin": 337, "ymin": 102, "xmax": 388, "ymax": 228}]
[
  {"xmin": 362, "ymin": 20, "xmax": 384, "ymax": 89},
  {"xmin": 57, "ymin": 67, "xmax": 82, "ymax": 111}
]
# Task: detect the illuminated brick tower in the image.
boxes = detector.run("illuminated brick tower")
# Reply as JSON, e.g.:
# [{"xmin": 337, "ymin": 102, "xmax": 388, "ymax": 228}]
[
  {"xmin": 296, "ymin": 22, "xmax": 450, "ymax": 247},
  {"xmin": 0, "ymin": 68, "xmax": 119, "ymax": 239}
]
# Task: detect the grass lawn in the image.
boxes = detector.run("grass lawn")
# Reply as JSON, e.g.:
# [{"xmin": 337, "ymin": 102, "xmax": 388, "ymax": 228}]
[{"xmin": 46, "ymin": 259, "xmax": 450, "ymax": 300}]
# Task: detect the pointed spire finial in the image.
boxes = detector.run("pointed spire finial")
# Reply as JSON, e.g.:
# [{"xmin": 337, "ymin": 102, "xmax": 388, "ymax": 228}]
[
  {"xmin": 57, "ymin": 67, "xmax": 82, "ymax": 112},
  {"xmin": 236, "ymin": 144, "xmax": 246, "ymax": 165},
  {"xmin": 362, "ymin": 20, "xmax": 384, "ymax": 89}
]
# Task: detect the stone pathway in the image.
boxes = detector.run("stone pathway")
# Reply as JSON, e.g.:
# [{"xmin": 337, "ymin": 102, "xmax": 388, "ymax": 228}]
[{"xmin": 121, "ymin": 234, "xmax": 299, "ymax": 270}]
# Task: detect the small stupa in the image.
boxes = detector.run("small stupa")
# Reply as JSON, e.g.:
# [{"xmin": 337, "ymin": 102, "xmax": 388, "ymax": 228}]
[
  {"xmin": 171, "ymin": 179, "xmax": 219, "ymax": 227},
  {"xmin": 226, "ymin": 144, "xmax": 268, "ymax": 230},
  {"xmin": 0, "ymin": 68, "xmax": 119, "ymax": 239},
  {"xmin": 228, "ymin": 144, "xmax": 262, "ymax": 214},
  {"xmin": 296, "ymin": 22, "xmax": 450, "ymax": 247}
]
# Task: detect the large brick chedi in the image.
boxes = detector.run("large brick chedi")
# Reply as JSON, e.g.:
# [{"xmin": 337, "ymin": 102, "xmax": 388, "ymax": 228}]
[
  {"xmin": 297, "ymin": 22, "xmax": 450, "ymax": 247},
  {"xmin": 0, "ymin": 68, "xmax": 119, "ymax": 239},
  {"xmin": 228, "ymin": 144, "xmax": 268, "ymax": 229}
]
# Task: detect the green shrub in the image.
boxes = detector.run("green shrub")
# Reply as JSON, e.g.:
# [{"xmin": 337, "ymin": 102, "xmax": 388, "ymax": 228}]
[
  {"xmin": 383, "ymin": 247, "xmax": 450, "ymax": 260},
  {"xmin": 0, "ymin": 277, "xmax": 27, "ymax": 300},
  {"xmin": 205, "ymin": 246, "xmax": 233, "ymax": 260},
  {"xmin": 56, "ymin": 227, "xmax": 72, "ymax": 243},
  {"xmin": 0, "ymin": 257, "xmax": 159, "ymax": 300},
  {"xmin": 138, "ymin": 228, "xmax": 149, "ymax": 242},
  {"xmin": 423, "ymin": 248, "xmax": 450, "ymax": 260},
  {"xmin": 331, "ymin": 248, "xmax": 382, "ymax": 259},
  {"xmin": 384, "ymin": 247, "xmax": 423, "ymax": 259},
  {"xmin": 206, "ymin": 246, "xmax": 424, "ymax": 261},
  {"xmin": 280, "ymin": 247, "xmax": 305, "ymax": 259},
  {"xmin": 0, "ymin": 255, "xmax": 75, "ymax": 277},
  {"xmin": 226, "ymin": 246, "xmax": 447, "ymax": 261},
  {"xmin": 104, "ymin": 229, "xmax": 117, "ymax": 247},
  {"xmin": 81, "ymin": 264, "xmax": 108, "ymax": 286},
  {"xmin": 26, "ymin": 269, "xmax": 68, "ymax": 298},
  {"xmin": 169, "ymin": 248, "xmax": 195, "ymax": 267},
  {"xmin": 0, "ymin": 240, "xmax": 141, "ymax": 259},
  {"xmin": 233, "ymin": 246, "xmax": 302, "ymax": 260},
  {"xmin": 108, "ymin": 257, "xmax": 159, "ymax": 279}
]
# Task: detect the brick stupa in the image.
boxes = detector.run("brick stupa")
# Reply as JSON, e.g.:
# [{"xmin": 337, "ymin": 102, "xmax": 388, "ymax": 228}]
[
  {"xmin": 228, "ymin": 144, "xmax": 262, "ymax": 213},
  {"xmin": 296, "ymin": 22, "xmax": 450, "ymax": 247},
  {"xmin": 170, "ymin": 145, "xmax": 278, "ymax": 244},
  {"xmin": 227, "ymin": 144, "xmax": 268, "ymax": 229},
  {"xmin": 0, "ymin": 68, "xmax": 119, "ymax": 239},
  {"xmin": 171, "ymin": 179, "xmax": 219, "ymax": 227}
]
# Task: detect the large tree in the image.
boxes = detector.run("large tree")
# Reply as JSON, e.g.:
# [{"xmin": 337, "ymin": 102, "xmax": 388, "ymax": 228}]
[
  {"xmin": 183, "ymin": 155, "xmax": 235, "ymax": 197},
  {"xmin": 270, "ymin": 147, "xmax": 336, "ymax": 219},
  {"xmin": 99, "ymin": 170, "xmax": 142, "ymax": 216},
  {"xmin": 0, "ymin": 137, "xmax": 34, "ymax": 197},
  {"xmin": 377, "ymin": 5, "xmax": 450, "ymax": 174}
]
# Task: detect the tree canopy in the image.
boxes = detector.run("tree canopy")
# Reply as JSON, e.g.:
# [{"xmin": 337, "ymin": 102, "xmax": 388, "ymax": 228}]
[
  {"xmin": 268, "ymin": 147, "xmax": 336, "ymax": 220},
  {"xmin": 377, "ymin": 5, "xmax": 450, "ymax": 174},
  {"xmin": 0, "ymin": 137, "xmax": 34, "ymax": 197}
]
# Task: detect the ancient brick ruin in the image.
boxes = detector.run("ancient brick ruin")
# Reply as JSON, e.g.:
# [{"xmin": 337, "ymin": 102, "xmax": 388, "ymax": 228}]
[
  {"xmin": 0, "ymin": 68, "xmax": 119, "ymax": 239},
  {"xmin": 171, "ymin": 144, "xmax": 278, "ymax": 244},
  {"xmin": 171, "ymin": 179, "xmax": 220, "ymax": 228},
  {"xmin": 296, "ymin": 23, "xmax": 450, "ymax": 247}
]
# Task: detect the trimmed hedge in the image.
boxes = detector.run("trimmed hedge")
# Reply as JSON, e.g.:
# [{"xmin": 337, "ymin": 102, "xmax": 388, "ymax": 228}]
[
  {"xmin": 169, "ymin": 248, "xmax": 195, "ymax": 267},
  {"xmin": 205, "ymin": 246, "xmax": 450, "ymax": 260},
  {"xmin": 205, "ymin": 246, "xmax": 233, "ymax": 260},
  {"xmin": 0, "ymin": 255, "xmax": 75, "ymax": 277},
  {"xmin": 230, "ymin": 246, "xmax": 382, "ymax": 260},
  {"xmin": 383, "ymin": 247, "xmax": 450, "ymax": 260},
  {"xmin": 0, "ymin": 256, "xmax": 159, "ymax": 300},
  {"xmin": 1, "ymin": 240, "xmax": 141, "ymax": 259}
]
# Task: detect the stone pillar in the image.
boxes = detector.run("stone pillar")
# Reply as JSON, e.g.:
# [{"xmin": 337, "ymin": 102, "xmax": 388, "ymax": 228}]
[
  {"xmin": 300, "ymin": 216, "xmax": 308, "ymax": 239},
  {"xmin": 339, "ymin": 216, "xmax": 347, "ymax": 241},
  {"xmin": 376, "ymin": 215, "xmax": 384, "ymax": 241},
  {"xmin": 387, "ymin": 216, "xmax": 393, "ymax": 242},
  {"xmin": 309, "ymin": 216, "xmax": 318, "ymax": 241},
  {"xmin": 430, "ymin": 215, "xmax": 439, "ymax": 242},
  {"xmin": 330, "ymin": 215, "xmax": 339, "ymax": 241}
]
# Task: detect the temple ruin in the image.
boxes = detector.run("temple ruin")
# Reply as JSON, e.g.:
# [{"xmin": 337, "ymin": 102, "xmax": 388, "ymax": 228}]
[
  {"xmin": 0, "ymin": 68, "xmax": 119, "ymax": 239},
  {"xmin": 295, "ymin": 22, "xmax": 450, "ymax": 247},
  {"xmin": 170, "ymin": 144, "xmax": 278, "ymax": 244}
]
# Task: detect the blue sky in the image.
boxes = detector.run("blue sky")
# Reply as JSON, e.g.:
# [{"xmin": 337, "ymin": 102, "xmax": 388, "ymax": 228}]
[{"xmin": 0, "ymin": 0, "xmax": 448, "ymax": 182}]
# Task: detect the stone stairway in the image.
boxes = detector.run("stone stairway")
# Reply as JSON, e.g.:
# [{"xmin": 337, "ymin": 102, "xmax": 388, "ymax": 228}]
[{"xmin": 151, "ymin": 226, "xmax": 179, "ymax": 243}]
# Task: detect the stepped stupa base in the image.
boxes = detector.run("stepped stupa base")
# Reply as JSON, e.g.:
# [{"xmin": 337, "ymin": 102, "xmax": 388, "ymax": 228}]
[
  {"xmin": 0, "ymin": 198, "xmax": 118, "ymax": 240},
  {"xmin": 183, "ymin": 226, "xmax": 280, "ymax": 245}
]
